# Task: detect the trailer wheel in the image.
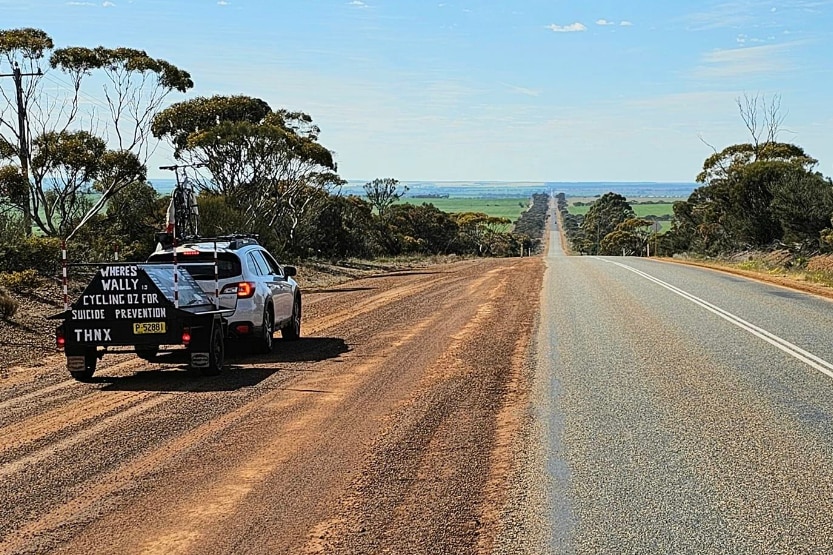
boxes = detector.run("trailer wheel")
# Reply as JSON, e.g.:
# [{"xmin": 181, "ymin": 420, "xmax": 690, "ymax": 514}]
[
  {"xmin": 70, "ymin": 349, "xmax": 97, "ymax": 382},
  {"xmin": 203, "ymin": 324, "xmax": 225, "ymax": 376},
  {"xmin": 135, "ymin": 345, "xmax": 159, "ymax": 361}
]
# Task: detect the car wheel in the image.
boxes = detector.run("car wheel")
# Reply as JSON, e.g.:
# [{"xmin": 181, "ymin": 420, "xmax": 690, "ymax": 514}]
[
  {"xmin": 70, "ymin": 349, "xmax": 97, "ymax": 382},
  {"xmin": 257, "ymin": 304, "xmax": 274, "ymax": 353},
  {"xmin": 203, "ymin": 324, "xmax": 224, "ymax": 376},
  {"xmin": 281, "ymin": 295, "xmax": 301, "ymax": 341}
]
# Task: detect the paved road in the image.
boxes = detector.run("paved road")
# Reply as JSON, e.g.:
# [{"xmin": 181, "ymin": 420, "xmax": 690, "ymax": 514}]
[{"xmin": 540, "ymin": 211, "xmax": 833, "ymax": 553}]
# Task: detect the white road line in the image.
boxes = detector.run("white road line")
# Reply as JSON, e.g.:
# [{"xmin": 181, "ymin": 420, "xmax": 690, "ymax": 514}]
[{"xmin": 603, "ymin": 259, "xmax": 833, "ymax": 381}]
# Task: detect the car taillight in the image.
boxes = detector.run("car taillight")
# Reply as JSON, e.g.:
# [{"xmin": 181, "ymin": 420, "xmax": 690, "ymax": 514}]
[
  {"xmin": 236, "ymin": 282, "xmax": 256, "ymax": 299},
  {"xmin": 182, "ymin": 250, "xmax": 200, "ymax": 256},
  {"xmin": 182, "ymin": 327, "xmax": 191, "ymax": 346},
  {"xmin": 56, "ymin": 326, "xmax": 65, "ymax": 351}
]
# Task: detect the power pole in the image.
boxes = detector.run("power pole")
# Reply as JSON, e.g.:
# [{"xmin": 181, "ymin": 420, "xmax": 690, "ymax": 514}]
[{"xmin": 1, "ymin": 62, "xmax": 42, "ymax": 234}]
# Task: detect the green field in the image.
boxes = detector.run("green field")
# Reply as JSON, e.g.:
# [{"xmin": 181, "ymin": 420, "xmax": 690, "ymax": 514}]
[{"xmin": 399, "ymin": 197, "xmax": 530, "ymax": 222}]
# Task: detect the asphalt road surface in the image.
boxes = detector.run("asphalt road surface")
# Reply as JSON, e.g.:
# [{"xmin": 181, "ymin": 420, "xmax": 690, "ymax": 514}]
[{"xmin": 539, "ymin": 211, "xmax": 833, "ymax": 553}]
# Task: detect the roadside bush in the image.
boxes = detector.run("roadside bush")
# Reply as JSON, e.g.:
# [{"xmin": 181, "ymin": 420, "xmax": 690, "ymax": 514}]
[
  {"xmin": 0, "ymin": 236, "xmax": 63, "ymax": 275},
  {"xmin": 0, "ymin": 291, "xmax": 18, "ymax": 320},
  {"xmin": 0, "ymin": 269, "xmax": 41, "ymax": 293},
  {"xmin": 0, "ymin": 208, "xmax": 25, "ymax": 243}
]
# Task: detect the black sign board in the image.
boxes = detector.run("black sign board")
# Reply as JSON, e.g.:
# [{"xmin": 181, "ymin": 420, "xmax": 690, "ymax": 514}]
[{"xmin": 63, "ymin": 265, "xmax": 213, "ymax": 347}]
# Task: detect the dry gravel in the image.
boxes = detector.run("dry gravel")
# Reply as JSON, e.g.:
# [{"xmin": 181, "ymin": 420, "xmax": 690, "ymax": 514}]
[{"xmin": 0, "ymin": 255, "xmax": 543, "ymax": 554}]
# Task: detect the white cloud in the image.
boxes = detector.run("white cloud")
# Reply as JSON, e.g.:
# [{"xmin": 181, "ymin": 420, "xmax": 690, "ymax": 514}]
[
  {"xmin": 597, "ymin": 18, "xmax": 633, "ymax": 27},
  {"xmin": 217, "ymin": 0, "xmax": 229, "ymax": 4},
  {"xmin": 102, "ymin": 1, "xmax": 114, "ymax": 5},
  {"xmin": 503, "ymin": 83, "xmax": 541, "ymax": 97},
  {"xmin": 685, "ymin": 1, "xmax": 833, "ymax": 31},
  {"xmin": 349, "ymin": 0, "xmax": 368, "ymax": 7},
  {"xmin": 690, "ymin": 41, "xmax": 805, "ymax": 79},
  {"xmin": 547, "ymin": 22, "xmax": 587, "ymax": 33},
  {"xmin": 736, "ymin": 33, "xmax": 766, "ymax": 44},
  {"xmin": 66, "ymin": 1, "xmax": 95, "ymax": 5}
]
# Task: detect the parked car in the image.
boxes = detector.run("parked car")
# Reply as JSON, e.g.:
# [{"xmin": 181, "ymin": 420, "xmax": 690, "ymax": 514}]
[{"xmin": 147, "ymin": 236, "xmax": 301, "ymax": 353}]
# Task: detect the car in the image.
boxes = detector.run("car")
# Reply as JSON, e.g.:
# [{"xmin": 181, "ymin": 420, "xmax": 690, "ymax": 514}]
[{"xmin": 146, "ymin": 236, "xmax": 301, "ymax": 353}]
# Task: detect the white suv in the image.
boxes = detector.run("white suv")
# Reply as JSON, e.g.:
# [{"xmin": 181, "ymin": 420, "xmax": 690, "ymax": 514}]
[{"xmin": 147, "ymin": 237, "xmax": 301, "ymax": 353}]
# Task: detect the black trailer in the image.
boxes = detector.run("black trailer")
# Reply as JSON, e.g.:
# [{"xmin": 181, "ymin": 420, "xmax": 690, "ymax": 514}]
[{"xmin": 51, "ymin": 263, "xmax": 233, "ymax": 381}]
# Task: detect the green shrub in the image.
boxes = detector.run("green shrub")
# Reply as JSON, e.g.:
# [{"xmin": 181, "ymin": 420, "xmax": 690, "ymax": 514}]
[
  {"xmin": 0, "ymin": 236, "xmax": 63, "ymax": 275},
  {"xmin": 0, "ymin": 209, "xmax": 25, "ymax": 243},
  {"xmin": 0, "ymin": 291, "xmax": 18, "ymax": 320},
  {"xmin": 0, "ymin": 269, "xmax": 41, "ymax": 293}
]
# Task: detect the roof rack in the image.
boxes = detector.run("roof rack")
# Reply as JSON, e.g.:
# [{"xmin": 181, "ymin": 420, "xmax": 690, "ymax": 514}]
[
  {"xmin": 156, "ymin": 233, "xmax": 261, "ymax": 251},
  {"xmin": 201, "ymin": 234, "xmax": 261, "ymax": 250}
]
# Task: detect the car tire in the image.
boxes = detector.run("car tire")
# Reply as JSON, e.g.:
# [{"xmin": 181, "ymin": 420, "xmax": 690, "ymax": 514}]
[
  {"xmin": 281, "ymin": 295, "xmax": 301, "ymax": 341},
  {"xmin": 203, "ymin": 324, "xmax": 224, "ymax": 376},
  {"xmin": 257, "ymin": 304, "xmax": 274, "ymax": 353},
  {"xmin": 70, "ymin": 349, "xmax": 97, "ymax": 382}
]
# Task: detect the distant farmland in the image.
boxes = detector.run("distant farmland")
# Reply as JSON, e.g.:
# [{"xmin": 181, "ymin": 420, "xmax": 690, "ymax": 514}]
[{"xmin": 399, "ymin": 198, "xmax": 530, "ymax": 222}]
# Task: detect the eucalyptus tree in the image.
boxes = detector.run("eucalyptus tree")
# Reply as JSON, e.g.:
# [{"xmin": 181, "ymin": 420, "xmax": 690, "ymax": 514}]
[
  {"xmin": 580, "ymin": 192, "xmax": 635, "ymax": 254},
  {"xmin": 363, "ymin": 178, "xmax": 409, "ymax": 218},
  {"xmin": 666, "ymin": 94, "xmax": 833, "ymax": 254},
  {"xmin": 152, "ymin": 95, "xmax": 344, "ymax": 253},
  {"xmin": 685, "ymin": 138, "xmax": 821, "ymax": 252},
  {"xmin": 0, "ymin": 27, "xmax": 192, "ymax": 237},
  {"xmin": 599, "ymin": 217, "xmax": 653, "ymax": 256},
  {"xmin": 454, "ymin": 211, "xmax": 511, "ymax": 255}
]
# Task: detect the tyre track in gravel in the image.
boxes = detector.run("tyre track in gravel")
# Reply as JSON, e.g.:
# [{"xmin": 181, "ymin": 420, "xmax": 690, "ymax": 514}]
[
  {"xmin": 302, "ymin": 259, "xmax": 543, "ymax": 554},
  {"xmin": 1, "ymin": 267, "xmax": 460, "ymax": 548},
  {"xmin": 53, "ymin": 267, "xmax": 506, "ymax": 555},
  {"xmin": 0, "ymin": 257, "xmax": 542, "ymax": 555}
]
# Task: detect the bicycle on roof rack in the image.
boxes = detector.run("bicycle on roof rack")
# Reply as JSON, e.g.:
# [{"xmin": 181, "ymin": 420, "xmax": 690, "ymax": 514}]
[{"xmin": 159, "ymin": 163, "xmax": 203, "ymax": 244}]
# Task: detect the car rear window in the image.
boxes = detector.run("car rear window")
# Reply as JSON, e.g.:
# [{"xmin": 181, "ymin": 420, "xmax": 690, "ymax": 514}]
[
  {"xmin": 140, "ymin": 265, "xmax": 214, "ymax": 307},
  {"xmin": 147, "ymin": 252, "xmax": 242, "ymax": 280}
]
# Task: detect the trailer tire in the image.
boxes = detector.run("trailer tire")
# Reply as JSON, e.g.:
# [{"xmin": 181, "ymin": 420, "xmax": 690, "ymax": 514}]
[
  {"xmin": 203, "ymin": 324, "xmax": 225, "ymax": 376},
  {"xmin": 70, "ymin": 349, "xmax": 97, "ymax": 382},
  {"xmin": 135, "ymin": 345, "xmax": 159, "ymax": 361}
]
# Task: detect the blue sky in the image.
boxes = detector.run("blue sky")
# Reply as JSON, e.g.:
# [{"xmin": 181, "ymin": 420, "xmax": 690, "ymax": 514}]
[{"xmin": 2, "ymin": 0, "xmax": 832, "ymax": 182}]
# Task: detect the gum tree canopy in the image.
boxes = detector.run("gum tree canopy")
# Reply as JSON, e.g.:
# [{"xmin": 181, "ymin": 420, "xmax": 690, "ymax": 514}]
[
  {"xmin": 580, "ymin": 192, "xmax": 635, "ymax": 255},
  {"xmin": 152, "ymin": 95, "xmax": 344, "ymax": 250},
  {"xmin": 662, "ymin": 94, "xmax": 833, "ymax": 254},
  {"xmin": 0, "ymin": 27, "xmax": 193, "ymax": 237}
]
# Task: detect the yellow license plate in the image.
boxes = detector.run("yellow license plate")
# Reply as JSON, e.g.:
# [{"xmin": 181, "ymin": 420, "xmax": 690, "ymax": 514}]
[{"xmin": 133, "ymin": 322, "xmax": 166, "ymax": 334}]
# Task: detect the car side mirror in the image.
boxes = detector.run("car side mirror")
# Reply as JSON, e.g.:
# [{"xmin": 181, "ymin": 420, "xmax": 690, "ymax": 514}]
[{"xmin": 284, "ymin": 266, "xmax": 297, "ymax": 277}]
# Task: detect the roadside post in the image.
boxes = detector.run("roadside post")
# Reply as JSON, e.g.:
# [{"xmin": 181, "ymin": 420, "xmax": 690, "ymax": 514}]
[{"xmin": 651, "ymin": 221, "xmax": 662, "ymax": 257}]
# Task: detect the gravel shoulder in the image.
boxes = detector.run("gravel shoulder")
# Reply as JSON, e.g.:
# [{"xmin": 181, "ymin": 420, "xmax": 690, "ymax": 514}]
[{"xmin": 0, "ymin": 255, "xmax": 543, "ymax": 554}]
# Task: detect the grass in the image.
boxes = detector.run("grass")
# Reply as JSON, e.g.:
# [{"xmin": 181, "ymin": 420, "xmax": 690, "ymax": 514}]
[
  {"xmin": 668, "ymin": 253, "xmax": 833, "ymax": 296},
  {"xmin": 398, "ymin": 198, "xmax": 530, "ymax": 222}
]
